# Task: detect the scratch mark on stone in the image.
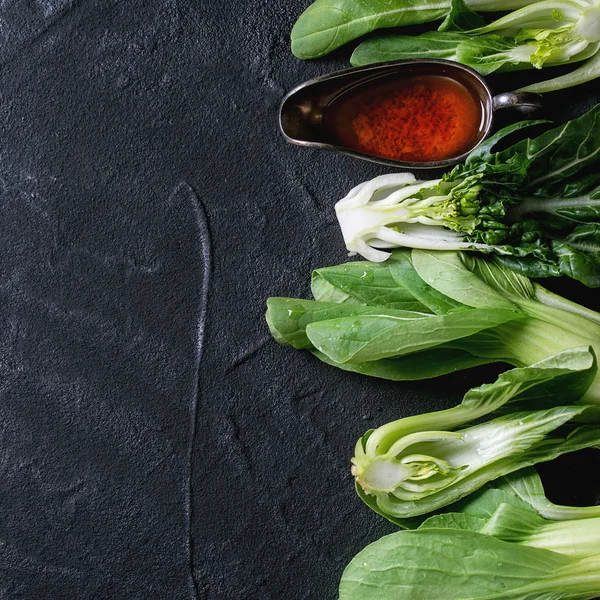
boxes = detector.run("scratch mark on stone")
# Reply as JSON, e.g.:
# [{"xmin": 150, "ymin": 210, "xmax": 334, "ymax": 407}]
[
  {"xmin": 0, "ymin": 0, "xmax": 88, "ymax": 68},
  {"xmin": 291, "ymin": 388, "xmax": 325, "ymax": 403},
  {"xmin": 224, "ymin": 412, "xmax": 254, "ymax": 470},
  {"xmin": 179, "ymin": 182, "xmax": 211, "ymax": 600},
  {"xmin": 298, "ymin": 179, "xmax": 322, "ymax": 211},
  {"xmin": 226, "ymin": 336, "xmax": 271, "ymax": 373},
  {"xmin": 278, "ymin": 162, "xmax": 323, "ymax": 212}
]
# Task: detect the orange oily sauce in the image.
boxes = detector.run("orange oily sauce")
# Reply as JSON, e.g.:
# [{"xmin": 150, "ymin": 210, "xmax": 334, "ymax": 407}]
[{"xmin": 324, "ymin": 75, "xmax": 484, "ymax": 163}]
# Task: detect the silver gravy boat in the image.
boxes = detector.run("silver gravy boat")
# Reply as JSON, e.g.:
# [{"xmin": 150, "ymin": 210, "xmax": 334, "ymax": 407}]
[{"xmin": 279, "ymin": 59, "xmax": 543, "ymax": 169}]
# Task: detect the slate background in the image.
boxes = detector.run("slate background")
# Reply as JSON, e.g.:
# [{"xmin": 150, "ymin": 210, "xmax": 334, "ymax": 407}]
[{"xmin": 0, "ymin": 1, "xmax": 599, "ymax": 599}]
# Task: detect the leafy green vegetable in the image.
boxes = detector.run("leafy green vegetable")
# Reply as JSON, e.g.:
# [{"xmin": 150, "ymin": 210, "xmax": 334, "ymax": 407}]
[
  {"xmin": 315, "ymin": 347, "xmax": 498, "ymax": 380},
  {"xmin": 334, "ymin": 105, "xmax": 600, "ymax": 287},
  {"xmin": 351, "ymin": 30, "xmax": 474, "ymax": 62},
  {"xmin": 480, "ymin": 502, "xmax": 600, "ymax": 556},
  {"xmin": 311, "ymin": 260, "xmax": 429, "ymax": 311},
  {"xmin": 339, "ymin": 525, "xmax": 600, "ymax": 599},
  {"xmin": 438, "ymin": 0, "xmax": 487, "ymax": 31},
  {"xmin": 486, "ymin": 107, "xmax": 600, "ymax": 189},
  {"xmin": 341, "ymin": 466, "xmax": 600, "ymax": 598},
  {"xmin": 349, "ymin": 0, "xmax": 600, "ymax": 92},
  {"xmin": 351, "ymin": 348, "xmax": 599, "ymax": 519},
  {"xmin": 266, "ymin": 249, "xmax": 600, "ymax": 398},
  {"xmin": 351, "ymin": 30, "xmax": 533, "ymax": 72},
  {"xmin": 354, "ymin": 467, "xmax": 556, "ymax": 530},
  {"xmin": 290, "ymin": 0, "xmax": 537, "ymax": 59}
]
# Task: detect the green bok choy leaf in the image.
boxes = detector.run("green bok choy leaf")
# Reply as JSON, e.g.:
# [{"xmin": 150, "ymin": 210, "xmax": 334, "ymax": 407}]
[
  {"xmin": 349, "ymin": 0, "xmax": 600, "ymax": 90},
  {"xmin": 340, "ymin": 468, "xmax": 600, "ymax": 599},
  {"xmin": 266, "ymin": 249, "xmax": 600, "ymax": 398},
  {"xmin": 488, "ymin": 468, "xmax": 600, "ymax": 521},
  {"xmin": 290, "ymin": 0, "xmax": 537, "ymax": 59},
  {"xmin": 384, "ymin": 466, "xmax": 600, "ymax": 528},
  {"xmin": 341, "ymin": 502, "xmax": 600, "ymax": 598}
]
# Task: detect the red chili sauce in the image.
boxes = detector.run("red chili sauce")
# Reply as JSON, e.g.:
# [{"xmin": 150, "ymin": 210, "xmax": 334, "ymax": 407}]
[{"xmin": 323, "ymin": 74, "xmax": 485, "ymax": 163}]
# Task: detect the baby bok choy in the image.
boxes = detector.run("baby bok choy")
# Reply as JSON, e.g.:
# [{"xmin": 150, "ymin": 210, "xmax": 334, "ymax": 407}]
[
  {"xmin": 340, "ymin": 468, "xmax": 600, "ymax": 600},
  {"xmin": 291, "ymin": 0, "xmax": 532, "ymax": 59},
  {"xmin": 290, "ymin": 0, "xmax": 537, "ymax": 59},
  {"xmin": 351, "ymin": 0, "xmax": 600, "ymax": 88},
  {"xmin": 352, "ymin": 347, "xmax": 600, "ymax": 521},
  {"xmin": 340, "ymin": 528, "xmax": 600, "ymax": 599},
  {"xmin": 266, "ymin": 249, "xmax": 600, "ymax": 400},
  {"xmin": 335, "ymin": 105, "xmax": 600, "ymax": 287}
]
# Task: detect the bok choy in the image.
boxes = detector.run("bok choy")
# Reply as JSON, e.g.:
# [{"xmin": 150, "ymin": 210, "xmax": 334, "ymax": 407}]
[
  {"xmin": 352, "ymin": 347, "xmax": 599, "ymax": 520},
  {"xmin": 335, "ymin": 105, "xmax": 600, "ymax": 287},
  {"xmin": 265, "ymin": 249, "xmax": 600, "ymax": 398},
  {"xmin": 340, "ymin": 468, "xmax": 600, "ymax": 599},
  {"xmin": 341, "ymin": 528, "xmax": 600, "ymax": 599},
  {"xmin": 350, "ymin": 0, "xmax": 600, "ymax": 89},
  {"xmin": 290, "ymin": 0, "xmax": 537, "ymax": 59}
]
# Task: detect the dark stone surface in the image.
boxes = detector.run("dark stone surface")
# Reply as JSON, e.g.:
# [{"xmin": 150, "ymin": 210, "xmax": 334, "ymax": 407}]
[{"xmin": 0, "ymin": 1, "xmax": 598, "ymax": 599}]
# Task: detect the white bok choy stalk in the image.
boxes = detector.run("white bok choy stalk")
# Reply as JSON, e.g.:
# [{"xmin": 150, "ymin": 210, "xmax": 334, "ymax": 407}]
[{"xmin": 335, "ymin": 173, "xmax": 498, "ymax": 263}]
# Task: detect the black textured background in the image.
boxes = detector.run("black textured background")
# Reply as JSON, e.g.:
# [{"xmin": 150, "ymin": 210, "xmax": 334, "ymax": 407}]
[{"xmin": 0, "ymin": 1, "xmax": 599, "ymax": 599}]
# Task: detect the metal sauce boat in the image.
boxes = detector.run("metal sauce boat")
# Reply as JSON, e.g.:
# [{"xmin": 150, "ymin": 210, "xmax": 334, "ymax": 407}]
[{"xmin": 279, "ymin": 59, "xmax": 543, "ymax": 169}]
